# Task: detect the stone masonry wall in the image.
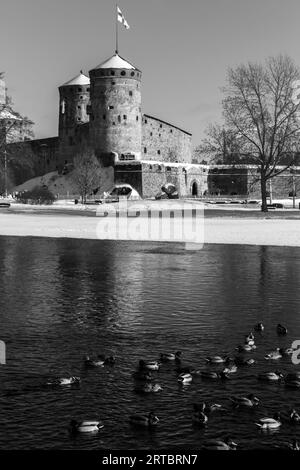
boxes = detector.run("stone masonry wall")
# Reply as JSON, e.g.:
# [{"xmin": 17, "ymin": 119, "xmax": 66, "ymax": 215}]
[{"xmin": 142, "ymin": 115, "xmax": 192, "ymax": 164}]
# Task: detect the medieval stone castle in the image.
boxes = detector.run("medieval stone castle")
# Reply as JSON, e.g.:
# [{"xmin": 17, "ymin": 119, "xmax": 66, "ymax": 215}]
[{"xmin": 1, "ymin": 51, "xmax": 299, "ymax": 200}]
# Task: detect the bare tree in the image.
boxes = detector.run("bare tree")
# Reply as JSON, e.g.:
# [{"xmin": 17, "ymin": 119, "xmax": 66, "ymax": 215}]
[
  {"xmin": 71, "ymin": 148, "xmax": 102, "ymax": 203},
  {"xmin": 195, "ymin": 124, "xmax": 245, "ymax": 164},
  {"xmin": 222, "ymin": 54, "xmax": 300, "ymax": 211}
]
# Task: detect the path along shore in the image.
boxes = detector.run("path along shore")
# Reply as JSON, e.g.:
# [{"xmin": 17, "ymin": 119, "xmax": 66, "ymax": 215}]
[{"xmin": 1, "ymin": 201, "xmax": 300, "ymax": 247}]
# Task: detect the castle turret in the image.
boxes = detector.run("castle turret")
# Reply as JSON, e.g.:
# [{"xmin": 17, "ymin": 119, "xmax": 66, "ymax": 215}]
[
  {"xmin": 58, "ymin": 71, "xmax": 90, "ymax": 168},
  {"xmin": 89, "ymin": 53, "xmax": 142, "ymax": 163}
]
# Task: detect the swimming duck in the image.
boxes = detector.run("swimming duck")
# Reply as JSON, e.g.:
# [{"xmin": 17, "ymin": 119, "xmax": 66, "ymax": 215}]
[
  {"xmin": 139, "ymin": 360, "xmax": 160, "ymax": 371},
  {"xmin": 84, "ymin": 355, "xmax": 105, "ymax": 367},
  {"xmin": 277, "ymin": 324, "xmax": 288, "ymax": 335},
  {"xmin": 234, "ymin": 357, "xmax": 256, "ymax": 366},
  {"xmin": 132, "ymin": 370, "xmax": 153, "ymax": 381},
  {"xmin": 134, "ymin": 383, "xmax": 162, "ymax": 394},
  {"xmin": 254, "ymin": 322, "xmax": 264, "ymax": 332},
  {"xmin": 230, "ymin": 394, "xmax": 260, "ymax": 408},
  {"xmin": 223, "ymin": 364, "xmax": 238, "ymax": 374},
  {"xmin": 192, "ymin": 411, "xmax": 208, "ymax": 426},
  {"xmin": 194, "ymin": 403, "xmax": 223, "ymax": 414},
  {"xmin": 205, "ymin": 356, "xmax": 227, "ymax": 364},
  {"xmin": 236, "ymin": 344, "xmax": 256, "ymax": 352},
  {"xmin": 279, "ymin": 347, "xmax": 293, "ymax": 356},
  {"xmin": 47, "ymin": 376, "xmax": 80, "ymax": 386},
  {"xmin": 245, "ymin": 333, "xmax": 255, "ymax": 345},
  {"xmin": 69, "ymin": 419, "xmax": 104, "ymax": 433},
  {"xmin": 202, "ymin": 437, "xmax": 237, "ymax": 450},
  {"xmin": 288, "ymin": 439, "xmax": 300, "ymax": 450},
  {"xmin": 178, "ymin": 372, "xmax": 193, "ymax": 384},
  {"xmin": 200, "ymin": 370, "xmax": 230, "ymax": 380},
  {"xmin": 160, "ymin": 351, "xmax": 182, "ymax": 362},
  {"xmin": 290, "ymin": 409, "xmax": 300, "ymax": 423},
  {"xmin": 255, "ymin": 413, "xmax": 281, "ymax": 430},
  {"xmin": 129, "ymin": 412, "xmax": 159, "ymax": 427},
  {"xmin": 258, "ymin": 371, "xmax": 283, "ymax": 382},
  {"xmin": 264, "ymin": 348, "xmax": 282, "ymax": 360}
]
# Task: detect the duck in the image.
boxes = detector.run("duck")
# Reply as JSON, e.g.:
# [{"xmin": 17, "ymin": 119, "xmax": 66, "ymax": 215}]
[
  {"xmin": 84, "ymin": 355, "xmax": 105, "ymax": 367},
  {"xmin": 254, "ymin": 322, "xmax": 264, "ymax": 332},
  {"xmin": 69, "ymin": 419, "xmax": 104, "ymax": 433},
  {"xmin": 264, "ymin": 348, "xmax": 282, "ymax": 360},
  {"xmin": 288, "ymin": 439, "xmax": 300, "ymax": 450},
  {"xmin": 194, "ymin": 403, "xmax": 223, "ymax": 414},
  {"xmin": 129, "ymin": 412, "xmax": 159, "ymax": 427},
  {"xmin": 230, "ymin": 394, "xmax": 260, "ymax": 408},
  {"xmin": 160, "ymin": 351, "xmax": 182, "ymax": 362},
  {"xmin": 223, "ymin": 364, "xmax": 238, "ymax": 374},
  {"xmin": 236, "ymin": 344, "xmax": 256, "ymax": 352},
  {"xmin": 139, "ymin": 360, "xmax": 160, "ymax": 371},
  {"xmin": 279, "ymin": 347, "xmax": 293, "ymax": 356},
  {"xmin": 290, "ymin": 409, "xmax": 300, "ymax": 423},
  {"xmin": 205, "ymin": 356, "xmax": 227, "ymax": 364},
  {"xmin": 47, "ymin": 376, "xmax": 80, "ymax": 386},
  {"xmin": 258, "ymin": 371, "xmax": 283, "ymax": 382},
  {"xmin": 202, "ymin": 437, "xmax": 237, "ymax": 450},
  {"xmin": 178, "ymin": 372, "xmax": 193, "ymax": 384},
  {"xmin": 245, "ymin": 333, "xmax": 255, "ymax": 345},
  {"xmin": 200, "ymin": 370, "xmax": 230, "ymax": 380},
  {"xmin": 134, "ymin": 383, "xmax": 162, "ymax": 394},
  {"xmin": 132, "ymin": 370, "xmax": 153, "ymax": 381},
  {"xmin": 255, "ymin": 413, "xmax": 281, "ymax": 430},
  {"xmin": 192, "ymin": 411, "xmax": 208, "ymax": 426},
  {"xmin": 277, "ymin": 324, "xmax": 288, "ymax": 335},
  {"xmin": 234, "ymin": 357, "xmax": 256, "ymax": 366}
]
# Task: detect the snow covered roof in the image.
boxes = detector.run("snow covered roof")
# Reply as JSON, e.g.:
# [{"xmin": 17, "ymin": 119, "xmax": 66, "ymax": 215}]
[
  {"xmin": 0, "ymin": 107, "xmax": 22, "ymax": 121},
  {"xmin": 61, "ymin": 72, "xmax": 90, "ymax": 87},
  {"xmin": 92, "ymin": 53, "xmax": 138, "ymax": 70}
]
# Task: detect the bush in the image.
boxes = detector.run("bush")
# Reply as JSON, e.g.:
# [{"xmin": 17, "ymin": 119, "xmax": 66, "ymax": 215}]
[{"xmin": 15, "ymin": 186, "xmax": 56, "ymax": 205}]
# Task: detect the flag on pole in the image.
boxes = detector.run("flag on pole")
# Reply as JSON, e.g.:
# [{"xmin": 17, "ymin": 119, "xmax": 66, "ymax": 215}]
[{"xmin": 117, "ymin": 6, "xmax": 130, "ymax": 29}]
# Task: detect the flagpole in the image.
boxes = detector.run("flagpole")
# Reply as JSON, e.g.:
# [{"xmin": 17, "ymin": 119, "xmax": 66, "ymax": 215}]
[{"xmin": 115, "ymin": 3, "xmax": 118, "ymax": 54}]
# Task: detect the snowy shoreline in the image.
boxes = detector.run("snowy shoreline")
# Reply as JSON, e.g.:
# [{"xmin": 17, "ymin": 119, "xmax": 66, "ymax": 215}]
[{"xmin": 1, "ymin": 207, "xmax": 300, "ymax": 247}]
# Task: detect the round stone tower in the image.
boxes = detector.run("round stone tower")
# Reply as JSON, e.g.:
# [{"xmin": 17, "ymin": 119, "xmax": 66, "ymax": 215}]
[
  {"xmin": 89, "ymin": 53, "xmax": 142, "ymax": 163},
  {"xmin": 58, "ymin": 71, "xmax": 90, "ymax": 168}
]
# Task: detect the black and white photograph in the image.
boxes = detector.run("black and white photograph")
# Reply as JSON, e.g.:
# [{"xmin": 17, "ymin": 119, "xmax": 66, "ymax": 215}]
[{"xmin": 1, "ymin": 0, "xmax": 300, "ymax": 461}]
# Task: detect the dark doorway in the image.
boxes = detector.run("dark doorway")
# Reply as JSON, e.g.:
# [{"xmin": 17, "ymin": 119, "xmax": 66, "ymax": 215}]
[{"xmin": 192, "ymin": 181, "xmax": 198, "ymax": 196}]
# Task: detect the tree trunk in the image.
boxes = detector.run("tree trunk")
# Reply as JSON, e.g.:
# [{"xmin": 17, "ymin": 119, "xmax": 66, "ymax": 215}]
[{"xmin": 260, "ymin": 172, "xmax": 268, "ymax": 212}]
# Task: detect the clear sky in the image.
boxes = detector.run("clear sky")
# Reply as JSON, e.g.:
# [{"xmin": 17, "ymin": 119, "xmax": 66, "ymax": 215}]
[{"xmin": 1, "ymin": 0, "xmax": 300, "ymax": 147}]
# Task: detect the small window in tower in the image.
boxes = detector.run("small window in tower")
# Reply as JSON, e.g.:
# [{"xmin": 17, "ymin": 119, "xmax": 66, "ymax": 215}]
[
  {"xmin": 113, "ymin": 121, "xmax": 116, "ymax": 125},
  {"xmin": 136, "ymin": 116, "xmax": 139, "ymax": 121},
  {"xmin": 108, "ymin": 106, "xmax": 114, "ymax": 110},
  {"xmin": 123, "ymin": 115, "xmax": 127, "ymax": 120},
  {"xmin": 149, "ymin": 165, "xmax": 152, "ymax": 170},
  {"xmin": 131, "ymin": 72, "xmax": 135, "ymax": 77},
  {"xmin": 77, "ymin": 117, "xmax": 81, "ymax": 121},
  {"xmin": 78, "ymin": 88, "xmax": 82, "ymax": 92},
  {"xmin": 87, "ymin": 88, "xmax": 90, "ymax": 91},
  {"xmin": 121, "ymin": 70, "xmax": 126, "ymax": 76},
  {"xmin": 103, "ymin": 114, "xmax": 106, "ymax": 120},
  {"xmin": 160, "ymin": 124, "xmax": 162, "ymax": 128},
  {"xmin": 129, "ymin": 91, "xmax": 133, "ymax": 96},
  {"xmin": 118, "ymin": 115, "xmax": 121, "ymax": 123},
  {"xmin": 166, "ymin": 166, "xmax": 171, "ymax": 172},
  {"xmin": 159, "ymin": 134, "xmax": 161, "ymax": 137},
  {"xmin": 144, "ymin": 147, "xmax": 147, "ymax": 154},
  {"xmin": 150, "ymin": 132, "xmax": 153, "ymax": 136},
  {"xmin": 157, "ymin": 150, "xmax": 161, "ymax": 155},
  {"xmin": 111, "ymin": 70, "xmax": 115, "ymax": 76},
  {"xmin": 170, "ymin": 129, "xmax": 173, "ymax": 133},
  {"xmin": 77, "ymin": 106, "xmax": 81, "ymax": 109},
  {"xmin": 80, "ymin": 96, "xmax": 83, "ymax": 99}
]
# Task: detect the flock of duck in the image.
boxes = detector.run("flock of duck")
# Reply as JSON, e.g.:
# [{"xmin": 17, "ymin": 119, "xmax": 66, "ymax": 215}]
[{"xmin": 46, "ymin": 322, "xmax": 300, "ymax": 450}]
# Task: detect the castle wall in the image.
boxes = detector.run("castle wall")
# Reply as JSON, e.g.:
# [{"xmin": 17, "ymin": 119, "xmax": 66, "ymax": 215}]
[
  {"xmin": 0, "ymin": 79, "xmax": 6, "ymax": 105},
  {"xmin": 142, "ymin": 115, "xmax": 192, "ymax": 163}
]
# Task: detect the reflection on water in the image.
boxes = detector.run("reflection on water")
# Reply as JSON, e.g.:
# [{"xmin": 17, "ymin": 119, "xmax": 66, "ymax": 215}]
[{"xmin": 0, "ymin": 237, "xmax": 300, "ymax": 449}]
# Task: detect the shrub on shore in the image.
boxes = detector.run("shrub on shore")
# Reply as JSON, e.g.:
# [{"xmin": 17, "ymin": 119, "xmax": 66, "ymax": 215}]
[{"xmin": 15, "ymin": 186, "xmax": 56, "ymax": 205}]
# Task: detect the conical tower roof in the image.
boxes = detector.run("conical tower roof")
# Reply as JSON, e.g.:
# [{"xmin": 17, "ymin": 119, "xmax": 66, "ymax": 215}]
[
  {"xmin": 92, "ymin": 53, "xmax": 139, "ymax": 71},
  {"xmin": 61, "ymin": 71, "xmax": 90, "ymax": 87}
]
